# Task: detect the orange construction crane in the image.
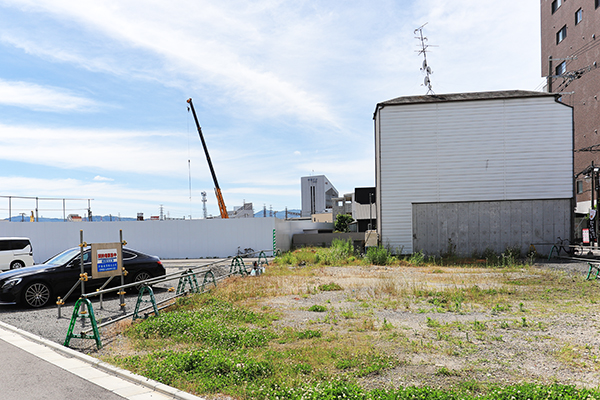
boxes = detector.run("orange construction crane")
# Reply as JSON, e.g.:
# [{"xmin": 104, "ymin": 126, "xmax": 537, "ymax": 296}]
[{"xmin": 187, "ymin": 98, "xmax": 228, "ymax": 219}]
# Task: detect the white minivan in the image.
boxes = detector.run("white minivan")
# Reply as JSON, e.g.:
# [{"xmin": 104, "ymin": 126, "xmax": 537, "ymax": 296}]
[{"xmin": 0, "ymin": 237, "xmax": 34, "ymax": 270}]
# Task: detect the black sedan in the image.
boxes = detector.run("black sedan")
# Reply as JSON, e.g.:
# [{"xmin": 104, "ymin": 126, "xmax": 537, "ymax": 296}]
[{"xmin": 0, "ymin": 247, "xmax": 165, "ymax": 308}]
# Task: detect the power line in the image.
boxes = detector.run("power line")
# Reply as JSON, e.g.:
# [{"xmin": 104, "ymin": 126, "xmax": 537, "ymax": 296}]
[
  {"xmin": 554, "ymin": 62, "xmax": 599, "ymax": 92},
  {"xmin": 576, "ymin": 143, "xmax": 600, "ymax": 153}
]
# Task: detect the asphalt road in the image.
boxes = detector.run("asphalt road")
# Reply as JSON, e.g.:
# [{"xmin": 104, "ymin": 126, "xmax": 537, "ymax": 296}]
[{"xmin": 0, "ymin": 337, "xmax": 127, "ymax": 400}]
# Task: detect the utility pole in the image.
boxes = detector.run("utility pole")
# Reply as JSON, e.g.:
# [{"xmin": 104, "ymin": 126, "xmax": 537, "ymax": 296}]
[{"xmin": 548, "ymin": 56, "xmax": 553, "ymax": 92}]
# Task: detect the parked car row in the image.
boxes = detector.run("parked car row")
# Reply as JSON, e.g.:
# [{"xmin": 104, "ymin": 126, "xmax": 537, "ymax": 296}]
[{"xmin": 0, "ymin": 239, "xmax": 165, "ymax": 308}]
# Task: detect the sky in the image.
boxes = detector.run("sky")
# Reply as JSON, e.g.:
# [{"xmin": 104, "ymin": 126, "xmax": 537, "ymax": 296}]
[{"xmin": 0, "ymin": 0, "xmax": 544, "ymax": 220}]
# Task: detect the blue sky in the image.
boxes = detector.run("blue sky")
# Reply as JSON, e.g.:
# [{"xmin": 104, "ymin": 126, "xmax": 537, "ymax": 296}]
[{"xmin": 0, "ymin": 0, "xmax": 543, "ymax": 219}]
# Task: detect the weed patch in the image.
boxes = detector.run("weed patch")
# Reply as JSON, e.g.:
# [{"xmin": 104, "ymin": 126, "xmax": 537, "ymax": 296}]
[{"xmin": 318, "ymin": 282, "xmax": 343, "ymax": 291}]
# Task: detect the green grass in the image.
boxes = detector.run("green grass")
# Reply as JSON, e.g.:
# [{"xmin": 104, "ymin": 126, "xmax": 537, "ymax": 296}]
[
  {"xmin": 101, "ymin": 246, "xmax": 600, "ymax": 399},
  {"xmin": 319, "ymin": 282, "xmax": 343, "ymax": 291},
  {"xmin": 106, "ymin": 293, "xmax": 402, "ymax": 398},
  {"xmin": 245, "ymin": 381, "xmax": 600, "ymax": 400}
]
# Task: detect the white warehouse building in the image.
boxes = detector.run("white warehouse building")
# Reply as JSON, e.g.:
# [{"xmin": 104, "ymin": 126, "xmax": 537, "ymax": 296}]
[{"xmin": 374, "ymin": 90, "xmax": 573, "ymax": 256}]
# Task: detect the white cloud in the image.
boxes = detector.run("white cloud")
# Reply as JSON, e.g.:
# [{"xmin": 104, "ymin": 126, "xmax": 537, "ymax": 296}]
[
  {"xmin": 1, "ymin": 0, "xmax": 343, "ymax": 127},
  {"xmin": 0, "ymin": 79, "xmax": 99, "ymax": 112},
  {"xmin": 93, "ymin": 175, "xmax": 113, "ymax": 182},
  {"xmin": 0, "ymin": 0, "xmax": 547, "ymax": 216},
  {"xmin": 0, "ymin": 123, "xmax": 187, "ymax": 176}
]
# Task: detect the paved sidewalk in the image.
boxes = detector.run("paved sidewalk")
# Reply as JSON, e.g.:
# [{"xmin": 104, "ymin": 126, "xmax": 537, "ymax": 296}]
[{"xmin": 0, "ymin": 321, "xmax": 204, "ymax": 400}]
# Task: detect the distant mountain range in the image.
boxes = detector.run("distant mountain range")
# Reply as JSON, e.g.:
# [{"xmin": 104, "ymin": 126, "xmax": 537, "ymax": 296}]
[{"xmin": 3, "ymin": 215, "xmax": 136, "ymax": 222}]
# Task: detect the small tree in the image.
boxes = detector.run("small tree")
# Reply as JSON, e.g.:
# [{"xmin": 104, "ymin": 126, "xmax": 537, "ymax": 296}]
[{"xmin": 334, "ymin": 214, "xmax": 354, "ymax": 233}]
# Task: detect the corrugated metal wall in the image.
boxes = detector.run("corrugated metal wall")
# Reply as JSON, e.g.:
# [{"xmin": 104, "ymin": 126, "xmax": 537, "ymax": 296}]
[
  {"xmin": 376, "ymin": 96, "xmax": 573, "ymax": 253},
  {"xmin": 412, "ymin": 199, "xmax": 571, "ymax": 256}
]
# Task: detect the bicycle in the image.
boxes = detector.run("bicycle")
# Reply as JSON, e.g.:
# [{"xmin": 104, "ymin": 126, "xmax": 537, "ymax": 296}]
[{"xmin": 237, "ymin": 246, "xmax": 254, "ymax": 258}]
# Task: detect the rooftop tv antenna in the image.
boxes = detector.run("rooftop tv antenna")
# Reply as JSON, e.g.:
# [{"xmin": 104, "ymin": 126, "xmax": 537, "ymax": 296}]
[{"xmin": 414, "ymin": 23, "xmax": 436, "ymax": 94}]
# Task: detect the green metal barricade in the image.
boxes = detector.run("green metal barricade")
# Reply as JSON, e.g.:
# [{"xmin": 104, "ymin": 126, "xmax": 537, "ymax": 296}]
[
  {"xmin": 64, "ymin": 298, "xmax": 102, "ymax": 349},
  {"xmin": 133, "ymin": 285, "xmax": 159, "ymax": 320}
]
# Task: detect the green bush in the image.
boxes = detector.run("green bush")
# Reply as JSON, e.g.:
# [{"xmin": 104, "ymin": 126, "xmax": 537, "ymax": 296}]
[
  {"xmin": 315, "ymin": 238, "xmax": 354, "ymax": 265},
  {"xmin": 276, "ymin": 251, "xmax": 298, "ymax": 265},
  {"xmin": 365, "ymin": 246, "xmax": 390, "ymax": 265},
  {"xmin": 308, "ymin": 305, "xmax": 327, "ymax": 312},
  {"xmin": 408, "ymin": 251, "xmax": 425, "ymax": 266}
]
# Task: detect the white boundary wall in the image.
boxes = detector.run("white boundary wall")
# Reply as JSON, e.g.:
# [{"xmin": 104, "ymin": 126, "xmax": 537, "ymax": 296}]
[{"xmin": 0, "ymin": 219, "xmax": 330, "ymax": 263}]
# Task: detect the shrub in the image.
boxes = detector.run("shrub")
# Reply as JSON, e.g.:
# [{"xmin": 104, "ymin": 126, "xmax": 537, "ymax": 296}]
[
  {"xmin": 365, "ymin": 245, "xmax": 390, "ymax": 265},
  {"xmin": 408, "ymin": 251, "xmax": 425, "ymax": 266},
  {"xmin": 315, "ymin": 239, "xmax": 354, "ymax": 265},
  {"xmin": 334, "ymin": 214, "xmax": 354, "ymax": 232},
  {"xmin": 276, "ymin": 251, "xmax": 298, "ymax": 265}
]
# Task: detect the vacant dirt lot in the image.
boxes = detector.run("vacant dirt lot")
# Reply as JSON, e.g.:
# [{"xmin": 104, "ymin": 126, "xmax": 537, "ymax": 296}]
[
  {"xmin": 246, "ymin": 261, "xmax": 600, "ymax": 389},
  {"xmin": 98, "ymin": 259, "xmax": 600, "ymax": 395}
]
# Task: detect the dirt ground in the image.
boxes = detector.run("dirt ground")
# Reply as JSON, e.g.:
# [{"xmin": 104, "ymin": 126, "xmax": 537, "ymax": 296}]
[
  {"xmin": 98, "ymin": 259, "xmax": 600, "ymax": 394},
  {"xmin": 256, "ymin": 260, "xmax": 600, "ymax": 390}
]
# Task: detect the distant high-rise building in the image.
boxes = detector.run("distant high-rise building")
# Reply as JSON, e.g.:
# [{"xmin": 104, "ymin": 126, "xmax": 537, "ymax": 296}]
[
  {"xmin": 301, "ymin": 175, "xmax": 338, "ymax": 217},
  {"xmin": 541, "ymin": 0, "xmax": 600, "ymax": 213}
]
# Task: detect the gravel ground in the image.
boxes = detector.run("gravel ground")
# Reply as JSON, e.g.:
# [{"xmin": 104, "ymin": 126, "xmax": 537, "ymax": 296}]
[
  {"xmin": 0, "ymin": 257, "xmax": 593, "ymax": 350},
  {"xmin": 0, "ymin": 258, "xmax": 239, "ymax": 351},
  {"xmin": 251, "ymin": 257, "xmax": 600, "ymax": 390}
]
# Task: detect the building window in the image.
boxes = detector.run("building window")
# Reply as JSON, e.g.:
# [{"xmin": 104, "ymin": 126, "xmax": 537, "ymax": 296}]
[
  {"xmin": 575, "ymin": 8, "xmax": 583, "ymax": 24},
  {"xmin": 556, "ymin": 25, "xmax": 567, "ymax": 44},
  {"xmin": 552, "ymin": 0, "xmax": 562, "ymax": 13},
  {"xmin": 556, "ymin": 61, "xmax": 567, "ymax": 76},
  {"xmin": 577, "ymin": 181, "xmax": 584, "ymax": 194},
  {"xmin": 597, "ymin": 0, "xmax": 600, "ymax": 10}
]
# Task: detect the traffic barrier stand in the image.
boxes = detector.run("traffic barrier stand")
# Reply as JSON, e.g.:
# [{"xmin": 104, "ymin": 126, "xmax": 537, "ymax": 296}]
[
  {"xmin": 133, "ymin": 285, "xmax": 159, "ymax": 320},
  {"xmin": 230, "ymin": 256, "xmax": 248, "ymax": 276},
  {"xmin": 586, "ymin": 263, "xmax": 600, "ymax": 280},
  {"xmin": 176, "ymin": 270, "xmax": 200, "ymax": 295},
  {"xmin": 64, "ymin": 297, "xmax": 102, "ymax": 349},
  {"xmin": 258, "ymin": 251, "xmax": 269, "ymax": 267},
  {"xmin": 202, "ymin": 270, "xmax": 217, "ymax": 291}
]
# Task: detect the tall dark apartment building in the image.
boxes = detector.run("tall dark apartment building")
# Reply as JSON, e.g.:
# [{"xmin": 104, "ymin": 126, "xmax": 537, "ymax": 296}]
[{"xmin": 541, "ymin": 0, "xmax": 600, "ymax": 215}]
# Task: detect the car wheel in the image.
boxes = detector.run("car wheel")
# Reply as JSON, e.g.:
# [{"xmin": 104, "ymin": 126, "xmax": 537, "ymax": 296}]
[
  {"xmin": 10, "ymin": 260, "xmax": 25, "ymax": 269},
  {"xmin": 22, "ymin": 282, "xmax": 52, "ymax": 308},
  {"xmin": 132, "ymin": 271, "xmax": 152, "ymax": 291}
]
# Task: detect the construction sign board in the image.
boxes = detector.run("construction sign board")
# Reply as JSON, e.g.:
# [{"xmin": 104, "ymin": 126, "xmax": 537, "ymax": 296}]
[{"xmin": 91, "ymin": 243, "xmax": 123, "ymax": 279}]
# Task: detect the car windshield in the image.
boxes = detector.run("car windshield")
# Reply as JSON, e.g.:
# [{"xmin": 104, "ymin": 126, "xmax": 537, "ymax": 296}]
[{"xmin": 44, "ymin": 248, "xmax": 81, "ymax": 265}]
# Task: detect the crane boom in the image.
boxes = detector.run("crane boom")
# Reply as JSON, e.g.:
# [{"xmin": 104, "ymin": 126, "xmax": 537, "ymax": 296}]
[{"xmin": 187, "ymin": 98, "xmax": 228, "ymax": 219}]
